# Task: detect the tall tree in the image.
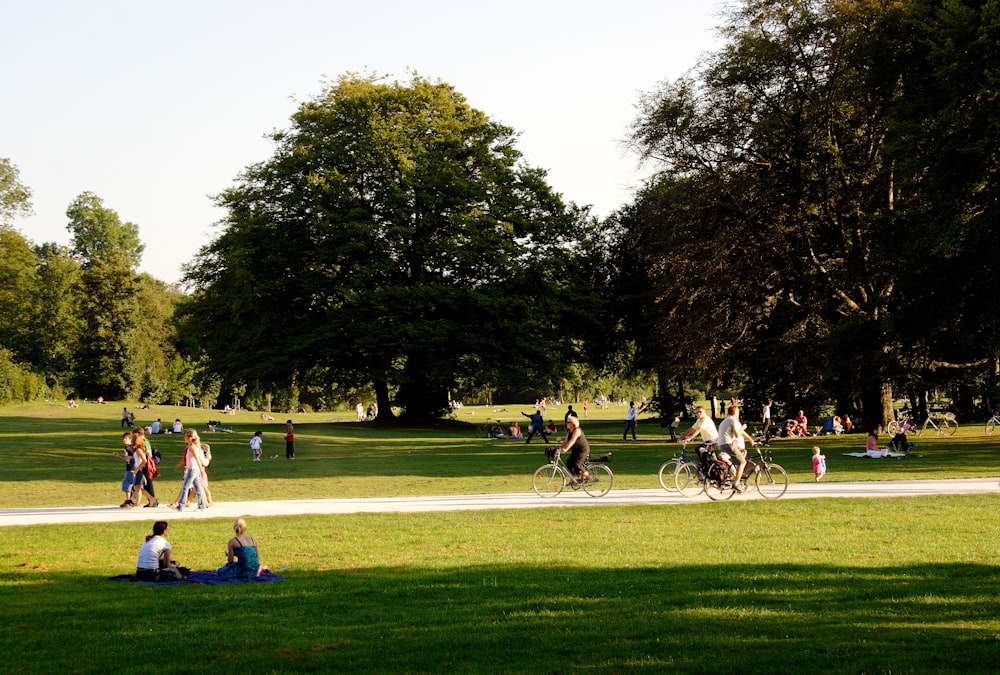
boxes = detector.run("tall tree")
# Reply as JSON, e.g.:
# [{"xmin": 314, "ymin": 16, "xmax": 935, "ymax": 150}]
[
  {"xmin": 66, "ymin": 191, "xmax": 143, "ymax": 269},
  {"xmin": 65, "ymin": 192, "xmax": 143, "ymax": 398},
  {"xmin": 183, "ymin": 73, "xmax": 601, "ymax": 421},
  {"xmin": 30, "ymin": 243, "xmax": 82, "ymax": 387},
  {"xmin": 0, "ymin": 226, "xmax": 39, "ymax": 362},
  {"xmin": 0, "ymin": 158, "xmax": 32, "ymax": 223},
  {"xmin": 624, "ymin": 0, "xmax": 918, "ymax": 425}
]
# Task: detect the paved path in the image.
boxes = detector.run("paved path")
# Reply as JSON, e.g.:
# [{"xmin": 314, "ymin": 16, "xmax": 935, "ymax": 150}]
[{"xmin": 1, "ymin": 477, "xmax": 997, "ymax": 527}]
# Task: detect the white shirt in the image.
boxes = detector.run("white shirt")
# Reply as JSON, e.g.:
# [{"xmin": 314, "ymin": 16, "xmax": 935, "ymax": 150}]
[
  {"xmin": 689, "ymin": 414, "xmax": 719, "ymax": 442},
  {"xmin": 718, "ymin": 415, "xmax": 744, "ymax": 447},
  {"xmin": 136, "ymin": 535, "xmax": 170, "ymax": 570}
]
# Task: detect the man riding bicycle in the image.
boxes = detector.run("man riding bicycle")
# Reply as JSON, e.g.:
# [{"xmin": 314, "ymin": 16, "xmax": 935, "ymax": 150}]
[
  {"xmin": 677, "ymin": 406, "xmax": 719, "ymax": 445},
  {"xmin": 677, "ymin": 406, "xmax": 720, "ymax": 471},
  {"xmin": 717, "ymin": 404, "xmax": 756, "ymax": 492}
]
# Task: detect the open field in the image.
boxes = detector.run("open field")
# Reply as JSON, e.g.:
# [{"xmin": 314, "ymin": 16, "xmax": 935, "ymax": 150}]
[
  {"xmin": 3, "ymin": 400, "xmax": 1000, "ymax": 508},
  {"xmin": 2, "ymin": 402, "xmax": 1000, "ymax": 673}
]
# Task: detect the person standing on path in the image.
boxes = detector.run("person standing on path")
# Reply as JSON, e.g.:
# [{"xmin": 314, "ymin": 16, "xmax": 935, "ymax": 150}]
[
  {"xmin": 284, "ymin": 420, "xmax": 295, "ymax": 459},
  {"xmin": 173, "ymin": 429, "xmax": 208, "ymax": 511},
  {"xmin": 622, "ymin": 401, "xmax": 638, "ymax": 440}
]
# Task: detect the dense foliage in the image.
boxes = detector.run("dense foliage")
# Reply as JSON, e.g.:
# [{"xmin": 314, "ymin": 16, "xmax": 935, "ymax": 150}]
[
  {"xmin": 1, "ymin": 1, "xmax": 997, "ymax": 420},
  {"xmin": 617, "ymin": 0, "xmax": 1000, "ymax": 425},
  {"xmin": 181, "ymin": 74, "xmax": 604, "ymax": 421}
]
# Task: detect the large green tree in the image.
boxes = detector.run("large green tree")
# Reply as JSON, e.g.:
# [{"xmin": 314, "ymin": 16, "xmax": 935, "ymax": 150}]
[
  {"xmin": 183, "ymin": 74, "xmax": 601, "ymax": 421},
  {"xmin": 621, "ymin": 0, "xmax": 997, "ymax": 425},
  {"xmin": 66, "ymin": 192, "xmax": 143, "ymax": 398}
]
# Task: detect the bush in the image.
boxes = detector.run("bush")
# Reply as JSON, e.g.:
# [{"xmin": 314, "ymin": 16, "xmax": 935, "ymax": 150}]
[{"xmin": 0, "ymin": 348, "xmax": 49, "ymax": 404}]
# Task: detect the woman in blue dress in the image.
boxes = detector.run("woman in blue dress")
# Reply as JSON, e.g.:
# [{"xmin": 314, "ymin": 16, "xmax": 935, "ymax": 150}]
[{"xmin": 217, "ymin": 518, "xmax": 262, "ymax": 579}]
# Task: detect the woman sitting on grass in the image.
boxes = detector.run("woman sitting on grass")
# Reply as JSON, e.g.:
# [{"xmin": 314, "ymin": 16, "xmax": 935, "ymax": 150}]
[{"xmin": 217, "ymin": 518, "xmax": 266, "ymax": 579}]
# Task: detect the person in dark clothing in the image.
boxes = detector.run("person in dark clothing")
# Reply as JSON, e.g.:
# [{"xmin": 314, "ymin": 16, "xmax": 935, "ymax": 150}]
[
  {"xmin": 521, "ymin": 410, "xmax": 549, "ymax": 444},
  {"xmin": 561, "ymin": 415, "xmax": 590, "ymax": 482}
]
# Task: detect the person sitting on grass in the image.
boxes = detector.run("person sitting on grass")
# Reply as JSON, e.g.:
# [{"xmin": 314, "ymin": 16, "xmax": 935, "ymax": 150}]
[
  {"xmin": 217, "ymin": 518, "xmax": 267, "ymax": 579},
  {"xmin": 135, "ymin": 521, "xmax": 186, "ymax": 581}
]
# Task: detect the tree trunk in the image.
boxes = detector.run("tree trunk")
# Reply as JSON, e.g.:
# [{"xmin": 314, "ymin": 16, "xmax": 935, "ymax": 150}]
[
  {"xmin": 861, "ymin": 381, "xmax": 894, "ymax": 432},
  {"xmin": 374, "ymin": 380, "xmax": 392, "ymax": 422}
]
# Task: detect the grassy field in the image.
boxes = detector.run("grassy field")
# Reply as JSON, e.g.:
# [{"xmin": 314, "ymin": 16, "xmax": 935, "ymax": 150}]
[{"xmin": 2, "ymin": 401, "xmax": 1000, "ymax": 673}]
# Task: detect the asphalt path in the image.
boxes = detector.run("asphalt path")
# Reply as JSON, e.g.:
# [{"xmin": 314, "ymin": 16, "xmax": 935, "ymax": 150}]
[{"xmin": 1, "ymin": 477, "xmax": 997, "ymax": 527}]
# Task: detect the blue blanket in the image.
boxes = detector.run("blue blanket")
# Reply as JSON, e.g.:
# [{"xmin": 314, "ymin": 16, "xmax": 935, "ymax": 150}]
[{"xmin": 108, "ymin": 570, "xmax": 286, "ymax": 585}]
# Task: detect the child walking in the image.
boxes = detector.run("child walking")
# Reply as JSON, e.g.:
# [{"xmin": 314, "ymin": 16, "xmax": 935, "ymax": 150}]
[
  {"xmin": 812, "ymin": 446, "xmax": 827, "ymax": 481},
  {"xmin": 250, "ymin": 430, "xmax": 263, "ymax": 462}
]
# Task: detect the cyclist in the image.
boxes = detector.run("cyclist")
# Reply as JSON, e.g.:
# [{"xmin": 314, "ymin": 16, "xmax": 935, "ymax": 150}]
[
  {"xmin": 559, "ymin": 415, "xmax": 590, "ymax": 483},
  {"xmin": 718, "ymin": 404, "xmax": 756, "ymax": 492},
  {"xmin": 677, "ymin": 406, "xmax": 719, "ymax": 445},
  {"xmin": 677, "ymin": 406, "xmax": 720, "ymax": 471}
]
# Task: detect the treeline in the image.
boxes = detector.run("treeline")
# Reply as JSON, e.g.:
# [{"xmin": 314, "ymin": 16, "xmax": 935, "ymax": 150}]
[
  {"xmin": 3, "ymin": 0, "xmax": 998, "ymax": 423},
  {"xmin": 610, "ymin": 0, "xmax": 1000, "ymax": 424}
]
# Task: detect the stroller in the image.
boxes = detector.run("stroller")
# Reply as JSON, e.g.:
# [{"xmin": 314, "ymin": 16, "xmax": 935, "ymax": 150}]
[{"xmin": 887, "ymin": 432, "xmax": 915, "ymax": 456}]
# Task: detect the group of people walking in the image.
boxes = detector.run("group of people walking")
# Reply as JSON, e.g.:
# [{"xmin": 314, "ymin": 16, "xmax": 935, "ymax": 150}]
[{"xmin": 114, "ymin": 427, "xmax": 212, "ymax": 510}]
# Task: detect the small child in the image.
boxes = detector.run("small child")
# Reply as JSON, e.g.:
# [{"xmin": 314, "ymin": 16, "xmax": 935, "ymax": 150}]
[
  {"xmin": 812, "ymin": 446, "xmax": 827, "ymax": 481},
  {"xmin": 249, "ymin": 430, "xmax": 263, "ymax": 462}
]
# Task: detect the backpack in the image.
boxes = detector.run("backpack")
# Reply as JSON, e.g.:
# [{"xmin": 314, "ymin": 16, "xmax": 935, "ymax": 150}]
[{"xmin": 201, "ymin": 443, "xmax": 212, "ymax": 467}]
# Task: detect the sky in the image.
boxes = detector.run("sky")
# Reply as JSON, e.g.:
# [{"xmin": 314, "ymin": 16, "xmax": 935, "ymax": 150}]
[{"xmin": 1, "ymin": 0, "xmax": 727, "ymax": 285}]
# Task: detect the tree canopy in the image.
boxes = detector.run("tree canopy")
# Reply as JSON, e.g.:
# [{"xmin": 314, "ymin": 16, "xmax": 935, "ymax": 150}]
[
  {"xmin": 620, "ymin": 0, "xmax": 1000, "ymax": 425},
  {"xmin": 182, "ymin": 73, "xmax": 603, "ymax": 421}
]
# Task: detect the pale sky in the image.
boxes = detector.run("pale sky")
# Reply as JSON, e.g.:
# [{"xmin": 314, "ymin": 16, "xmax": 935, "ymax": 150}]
[{"xmin": 1, "ymin": 0, "xmax": 727, "ymax": 285}]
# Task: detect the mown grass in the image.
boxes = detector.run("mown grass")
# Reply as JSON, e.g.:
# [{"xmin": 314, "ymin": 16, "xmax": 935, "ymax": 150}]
[
  {"xmin": 2, "ymin": 402, "xmax": 1000, "ymax": 673},
  {"xmin": 2, "ymin": 401, "xmax": 998, "ymax": 508}
]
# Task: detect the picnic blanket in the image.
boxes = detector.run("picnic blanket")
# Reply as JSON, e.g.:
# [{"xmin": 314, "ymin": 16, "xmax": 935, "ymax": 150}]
[
  {"xmin": 108, "ymin": 570, "xmax": 287, "ymax": 586},
  {"xmin": 842, "ymin": 451, "xmax": 912, "ymax": 459}
]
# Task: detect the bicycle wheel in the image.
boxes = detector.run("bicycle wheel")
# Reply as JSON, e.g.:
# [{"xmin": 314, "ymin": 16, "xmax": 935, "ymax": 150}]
[
  {"xmin": 532, "ymin": 463, "xmax": 566, "ymax": 497},
  {"xmin": 886, "ymin": 420, "xmax": 900, "ymax": 436},
  {"xmin": 674, "ymin": 461, "xmax": 704, "ymax": 497},
  {"xmin": 941, "ymin": 419, "xmax": 958, "ymax": 436},
  {"xmin": 755, "ymin": 463, "xmax": 789, "ymax": 499},
  {"xmin": 657, "ymin": 459, "xmax": 679, "ymax": 491},
  {"xmin": 704, "ymin": 470, "xmax": 735, "ymax": 501},
  {"xmin": 583, "ymin": 464, "xmax": 614, "ymax": 497},
  {"xmin": 987, "ymin": 418, "xmax": 997, "ymax": 436}
]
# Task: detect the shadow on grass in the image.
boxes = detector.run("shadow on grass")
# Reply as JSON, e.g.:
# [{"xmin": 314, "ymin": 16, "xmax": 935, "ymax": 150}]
[{"xmin": 3, "ymin": 562, "xmax": 998, "ymax": 673}]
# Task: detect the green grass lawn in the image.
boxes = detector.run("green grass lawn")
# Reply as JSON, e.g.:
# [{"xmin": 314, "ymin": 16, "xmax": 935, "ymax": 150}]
[{"xmin": 2, "ymin": 402, "xmax": 999, "ymax": 673}]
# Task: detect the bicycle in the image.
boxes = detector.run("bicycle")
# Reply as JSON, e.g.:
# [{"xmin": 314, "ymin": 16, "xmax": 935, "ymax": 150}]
[
  {"xmin": 532, "ymin": 446, "xmax": 613, "ymax": 498},
  {"xmin": 918, "ymin": 412, "xmax": 958, "ymax": 436},
  {"xmin": 886, "ymin": 412, "xmax": 915, "ymax": 436},
  {"xmin": 985, "ymin": 413, "xmax": 1000, "ymax": 435},
  {"xmin": 475, "ymin": 419, "xmax": 505, "ymax": 439},
  {"xmin": 674, "ymin": 443, "xmax": 788, "ymax": 500},
  {"xmin": 657, "ymin": 439, "xmax": 695, "ymax": 491}
]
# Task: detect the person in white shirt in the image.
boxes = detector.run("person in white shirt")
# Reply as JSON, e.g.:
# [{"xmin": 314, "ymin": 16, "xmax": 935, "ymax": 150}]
[
  {"xmin": 622, "ymin": 401, "xmax": 638, "ymax": 440},
  {"xmin": 678, "ymin": 406, "xmax": 719, "ymax": 445},
  {"xmin": 135, "ymin": 521, "xmax": 182, "ymax": 580},
  {"xmin": 717, "ymin": 404, "xmax": 756, "ymax": 491}
]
